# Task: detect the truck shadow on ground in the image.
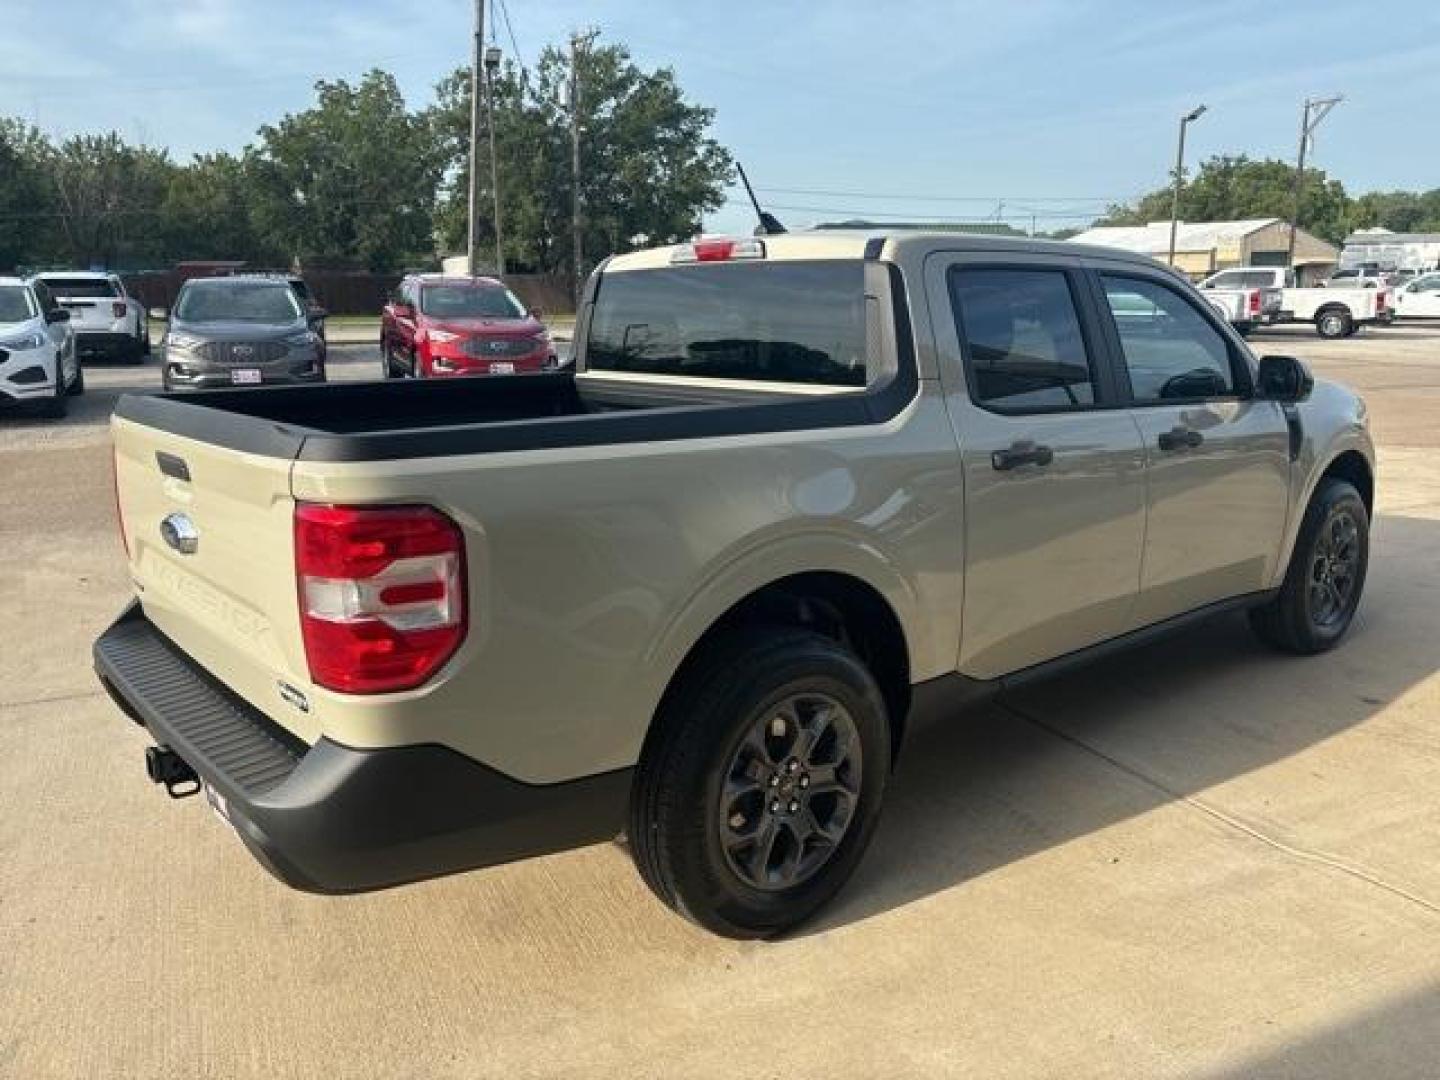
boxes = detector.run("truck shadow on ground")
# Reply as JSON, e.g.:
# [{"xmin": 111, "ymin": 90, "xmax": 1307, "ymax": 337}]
[{"xmin": 812, "ymin": 512, "xmax": 1440, "ymax": 934}]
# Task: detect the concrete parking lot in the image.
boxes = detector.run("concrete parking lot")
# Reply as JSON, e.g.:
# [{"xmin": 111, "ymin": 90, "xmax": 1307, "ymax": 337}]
[{"xmin": 2, "ymin": 326, "xmax": 1439, "ymax": 1078}]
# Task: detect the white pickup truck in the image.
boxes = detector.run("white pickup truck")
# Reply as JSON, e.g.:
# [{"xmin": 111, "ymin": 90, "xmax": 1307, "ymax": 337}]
[
  {"xmin": 31, "ymin": 271, "xmax": 149, "ymax": 363},
  {"xmin": 1200, "ymin": 267, "xmax": 1390, "ymax": 339},
  {"xmin": 1200, "ymin": 282, "xmax": 1281, "ymax": 336}
]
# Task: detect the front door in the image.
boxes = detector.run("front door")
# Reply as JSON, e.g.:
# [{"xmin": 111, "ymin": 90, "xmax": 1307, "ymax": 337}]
[
  {"xmin": 1399, "ymin": 275, "xmax": 1440, "ymax": 318},
  {"xmin": 1093, "ymin": 270, "xmax": 1292, "ymax": 625},
  {"xmin": 930, "ymin": 255, "xmax": 1148, "ymax": 680}
]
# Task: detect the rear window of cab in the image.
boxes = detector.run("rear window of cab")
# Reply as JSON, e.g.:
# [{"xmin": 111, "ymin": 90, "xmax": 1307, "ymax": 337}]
[{"xmin": 585, "ymin": 260, "xmax": 867, "ymax": 386}]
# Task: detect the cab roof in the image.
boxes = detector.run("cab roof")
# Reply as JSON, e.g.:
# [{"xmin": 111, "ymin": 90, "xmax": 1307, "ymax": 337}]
[{"xmin": 33, "ymin": 270, "xmax": 115, "ymax": 280}]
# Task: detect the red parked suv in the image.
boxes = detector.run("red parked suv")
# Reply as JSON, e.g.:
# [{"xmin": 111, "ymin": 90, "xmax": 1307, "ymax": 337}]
[{"xmin": 380, "ymin": 274, "xmax": 556, "ymax": 379}]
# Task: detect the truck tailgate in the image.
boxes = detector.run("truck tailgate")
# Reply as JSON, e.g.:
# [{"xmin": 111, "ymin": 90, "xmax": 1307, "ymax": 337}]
[{"xmin": 112, "ymin": 416, "xmax": 317, "ymax": 743}]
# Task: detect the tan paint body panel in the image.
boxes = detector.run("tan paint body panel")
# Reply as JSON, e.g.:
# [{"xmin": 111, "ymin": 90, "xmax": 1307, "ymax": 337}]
[
  {"xmin": 112, "ymin": 420, "xmax": 320, "ymax": 745},
  {"xmin": 287, "ymin": 387, "xmax": 965, "ymax": 782},
  {"xmin": 111, "ymin": 232, "xmax": 1375, "ymax": 788}
]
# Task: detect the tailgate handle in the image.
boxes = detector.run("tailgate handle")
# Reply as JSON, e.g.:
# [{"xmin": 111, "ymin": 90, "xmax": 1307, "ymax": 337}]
[{"xmin": 155, "ymin": 451, "xmax": 191, "ymax": 482}]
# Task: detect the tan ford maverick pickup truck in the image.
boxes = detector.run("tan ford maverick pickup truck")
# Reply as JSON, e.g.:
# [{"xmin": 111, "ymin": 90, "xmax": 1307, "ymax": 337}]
[{"xmin": 95, "ymin": 232, "xmax": 1374, "ymax": 938}]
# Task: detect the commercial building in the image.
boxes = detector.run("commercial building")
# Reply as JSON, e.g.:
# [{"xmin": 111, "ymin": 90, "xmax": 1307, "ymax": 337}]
[
  {"xmin": 1069, "ymin": 219, "xmax": 1339, "ymax": 285},
  {"xmin": 1340, "ymin": 229, "xmax": 1440, "ymax": 273}
]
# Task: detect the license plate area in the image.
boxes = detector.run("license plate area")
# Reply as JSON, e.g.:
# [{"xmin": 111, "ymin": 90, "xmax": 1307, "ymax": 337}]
[
  {"xmin": 489, "ymin": 361, "xmax": 515, "ymax": 375},
  {"xmin": 231, "ymin": 368, "xmax": 262, "ymax": 385}
]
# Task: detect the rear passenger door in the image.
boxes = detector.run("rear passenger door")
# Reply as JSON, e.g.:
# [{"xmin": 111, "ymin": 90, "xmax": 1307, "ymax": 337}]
[
  {"xmin": 1091, "ymin": 268, "xmax": 1291, "ymax": 624},
  {"xmin": 928, "ymin": 254, "xmax": 1148, "ymax": 679}
]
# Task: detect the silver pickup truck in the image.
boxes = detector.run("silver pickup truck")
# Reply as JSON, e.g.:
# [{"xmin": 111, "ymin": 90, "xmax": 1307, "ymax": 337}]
[{"xmin": 94, "ymin": 233, "xmax": 1374, "ymax": 938}]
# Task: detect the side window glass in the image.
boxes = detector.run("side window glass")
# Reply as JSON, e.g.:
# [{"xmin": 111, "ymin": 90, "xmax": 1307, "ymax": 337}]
[
  {"xmin": 1100, "ymin": 275, "xmax": 1238, "ymax": 403},
  {"xmin": 948, "ymin": 268, "xmax": 1097, "ymax": 412}
]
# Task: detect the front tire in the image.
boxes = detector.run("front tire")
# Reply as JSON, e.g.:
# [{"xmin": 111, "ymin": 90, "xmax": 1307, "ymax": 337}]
[
  {"xmin": 630, "ymin": 628, "xmax": 891, "ymax": 939},
  {"xmin": 1249, "ymin": 477, "xmax": 1369, "ymax": 654}
]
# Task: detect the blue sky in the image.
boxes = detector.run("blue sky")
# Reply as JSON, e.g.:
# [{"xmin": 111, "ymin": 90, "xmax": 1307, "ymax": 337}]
[{"xmin": 5, "ymin": 0, "xmax": 1437, "ymax": 235}]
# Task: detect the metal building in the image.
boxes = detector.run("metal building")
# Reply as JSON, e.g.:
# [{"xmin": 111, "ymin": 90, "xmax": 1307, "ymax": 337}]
[
  {"xmin": 1340, "ymin": 229, "xmax": 1440, "ymax": 273},
  {"xmin": 1069, "ymin": 219, "xmax": 1339, "ymax": 285}
]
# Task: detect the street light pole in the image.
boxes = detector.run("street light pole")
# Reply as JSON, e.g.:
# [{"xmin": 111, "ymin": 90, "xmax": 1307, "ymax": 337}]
[
  {"xmin": 1286, "ymin": 95, "xmax": 1342, "ymax": 282},
  {"xmin": 465, "ymin": 0, "xmax": 485, "ymax": 277},
  {"xmin": 570, "ymin": 33, "xmax": 585, "ymax": 308},
  {"xmin": 1167, "ymin": 104, "xmax": 1207, "ymax": 269},
  {"xmin": 484, "ymin": 46, "xmax": 504, "ymax": 278}
]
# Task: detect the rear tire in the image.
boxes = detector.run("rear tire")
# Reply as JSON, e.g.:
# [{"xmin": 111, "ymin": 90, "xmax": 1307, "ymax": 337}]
[
  {"xmin": 629, "ymin": 628, "xmax": 891, "ymax": 939},
  {"xmin": 1249, "ymin": 477, "xmax": 1369, "ymax": 654},
  {"xmin": 1316, "ymin": 308, "xmax": 1352, "ymax": 339},
  {"xmin": 67, "ymin": 359, "xmax": 85, "ymax": 396}
]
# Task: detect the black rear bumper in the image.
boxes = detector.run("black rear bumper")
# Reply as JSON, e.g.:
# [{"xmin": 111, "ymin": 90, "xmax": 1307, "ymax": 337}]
[
  {"xmin": 76, "ymin": 332, "xmax": 141, "ymax": 359},
  {"xmin": 93, "ymin": 603, "xmax": 631, "ymax": 893}
]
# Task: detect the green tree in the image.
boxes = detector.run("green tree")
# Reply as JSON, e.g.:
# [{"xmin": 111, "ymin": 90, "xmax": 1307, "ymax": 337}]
[
  {"xmin": 431, "ymin": 35, "xmax": 733, "ymax": 275},
  {"xmin": 1099, "ymin": 155, "xmax": 1352, "ymax": 243},
  {"xmin": 0, "ymin": 119, "xmax": 57, "ymax": 271},
  {"xmin": 158, "ymin": 152, "xmax": 278, "ymax": 264},
  {"xmin": 1349, "ymin": 189, "xmax": 1440, "ymax": 233},
  {"xmin": 246, "ymin": 71, "xmax": 443, "ymax": 271},
  {"xmin": 48, "ymin": 132, "xmax": 176, "ymax": 267}
]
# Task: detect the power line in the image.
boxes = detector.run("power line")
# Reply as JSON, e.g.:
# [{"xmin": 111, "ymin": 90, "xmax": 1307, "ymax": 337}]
[
  {"xmin": 495, "ymin": 0, "xmax": 523, "ymax": 67},
  {"xmin": 753, "ymin": 185, "xmax": 1127, "ymax": 205},
  {"xmin": 724, "ymin": 197, "xmax": 1107, "ymax": 222}
]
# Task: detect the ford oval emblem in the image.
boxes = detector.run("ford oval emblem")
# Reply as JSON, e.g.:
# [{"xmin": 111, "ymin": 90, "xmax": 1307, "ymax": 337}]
[{"xmin": 160, "ymin": 512, "xmax": 199, "ymax": 555}]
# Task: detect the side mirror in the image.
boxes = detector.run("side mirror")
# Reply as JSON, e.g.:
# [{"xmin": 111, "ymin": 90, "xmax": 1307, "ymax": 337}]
[
  {"xmin": 149, "ymin": 307, "xmax": 168, "ymax": 320},
  {"xmin": 309, "ymin": 304, "xmax": 328, "ymax": 320},
  {"xmin": 529, "ymin": 305, "xmax": 544, "ymax": 319},
  {"xmin": 1257, "ymin": 355, "xmax": 1314, "ymax": 403},
  {"xmin": 45, "ymin": 308, "xmax": 71, "ymax": 324}
]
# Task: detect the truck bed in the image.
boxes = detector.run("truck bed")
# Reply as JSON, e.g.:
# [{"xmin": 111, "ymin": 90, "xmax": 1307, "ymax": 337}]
[{"xmin": 112, "ymin": 370, "xmax": 893, "ymax": 463}]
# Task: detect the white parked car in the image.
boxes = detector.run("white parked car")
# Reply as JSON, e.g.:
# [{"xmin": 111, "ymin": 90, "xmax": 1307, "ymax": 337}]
[
  {"xmin": 0, "ymin": 276, "xmax": 83, "ymax": 417},
  {"xmin": 31, "ymin": 271, "xmax": 149, "ymax": 363},
  {"xmin": 1392, "ymin": 272, "xmax": 1440, "ymax": 320}
]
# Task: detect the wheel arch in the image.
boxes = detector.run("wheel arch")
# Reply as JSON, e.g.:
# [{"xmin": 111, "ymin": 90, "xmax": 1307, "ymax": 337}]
[
  {"xmin": 643, "ymin": 566, "xmax": 920, "ymax": 767},
  {"xmin": 1320, "ymin": 448, "xmax": 1374, "ymax": 518}
]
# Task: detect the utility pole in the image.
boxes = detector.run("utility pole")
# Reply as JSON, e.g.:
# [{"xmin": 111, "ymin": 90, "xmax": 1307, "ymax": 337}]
[
  {"xmin": 484, "ymin": 46, "xmax": 504, "ymax": 277},
  {"xmin": 466, "ymin": 0, "xmax": 486, "ymax": 277},
  {"xmin": 1286, "ymin": 95, "xmax": 1342, "ymax": 281},
  {"xmin": 1168, "ymin": 104, "xmax": 1207, "ymax": 268},
  {"xmin": 570, "ymin": 33, "xmax": 585, "ymax": 307}
]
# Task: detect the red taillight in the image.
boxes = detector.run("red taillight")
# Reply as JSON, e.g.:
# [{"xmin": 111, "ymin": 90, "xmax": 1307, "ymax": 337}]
[
  {"xmin": 111, "ymin": 446, "xmax": 130, "ymax": 559},
  {"xmin": 294, "ymin": 504, "xmax": 467, "ymax": 694},
  {"xmin": 112, "ymin": 301, "xmax": 127, "ymax": 318},
  {"xmin": 694, "ymin": 239, "xmax": 737, "ymax": 262},
  {"xmin": 1247, "ymin": 289, "xmax": 1261, "ymax": 315},
  {"xmin": 1376, "ymin": 290, "xmax": 1387, "ymax": 311},
  {"xmin": 671, "ymin": 237, "xmax": 766, "ymax": 264}
]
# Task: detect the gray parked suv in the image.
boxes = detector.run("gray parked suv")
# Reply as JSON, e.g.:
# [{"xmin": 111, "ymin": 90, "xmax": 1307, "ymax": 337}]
[{"xmin": 161, "ymin": 276, "xmax": 326, "ymax": 392}]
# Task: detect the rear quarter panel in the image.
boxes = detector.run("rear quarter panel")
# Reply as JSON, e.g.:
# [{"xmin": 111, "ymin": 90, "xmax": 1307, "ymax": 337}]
[{"xmin": 289, "ymin": 386, "xmax": 965, "ymax": 784}]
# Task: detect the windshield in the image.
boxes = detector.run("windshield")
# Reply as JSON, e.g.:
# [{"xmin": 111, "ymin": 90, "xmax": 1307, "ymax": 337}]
[
  {"xmin": 0, "ymin": 286, "xmax": 37, "ymax": 323},
  {"xmin": 175, "ymin": 283, "xmax": 302, "ymax": 323},
  {"xmin": 419, "ymin": 284, "xmax": 527, "ymax": 319},
  {"xmin": 586, "ymin": 260, "xmax": 867, "ymax": 386},
  {"xmin": 40, "ymin": 277, "xmax": 119, "ymax": 299}
]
